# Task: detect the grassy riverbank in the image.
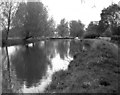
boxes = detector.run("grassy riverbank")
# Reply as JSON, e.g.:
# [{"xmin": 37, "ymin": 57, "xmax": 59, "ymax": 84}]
[
  {"xmin": 45, "ymin": 39, "xmax": 120, "ymax": 93},
  {"xmin": 1, "ymin": 38, "xmax": 120, "ymax": 94}
]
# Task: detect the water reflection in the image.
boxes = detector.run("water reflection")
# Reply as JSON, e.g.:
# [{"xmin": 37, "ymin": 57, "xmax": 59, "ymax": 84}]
[
  {"xmin": 4, "ymin": 39, "xmax": 75, "ymax": 93},
  {"xmin": 11, "ymin": 45, "xmax": 49, "ymax": 88},
  {"xmin": 57, "ymin": 40, "xmax": 69, "ymax": 59}
]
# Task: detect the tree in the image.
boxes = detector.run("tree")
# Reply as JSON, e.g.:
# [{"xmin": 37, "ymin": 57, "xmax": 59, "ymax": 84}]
[
  {"xmin": 12, "ymin": 1, "xmax": 52, "ymax": 39},
  {"xmin": 0, "ymin": 0, "xmax": 18, "ymax": 41},
  {"xmin": 24, "ymin": 1, "xmax": 49, "ymax": 39},
  {"xmin": 0, "ymin": 1, "xmax": 19, "ymax": 79},
  {"xmin": 45, "ymin": 17, "xmax": 56, "ymax": 37},
  {"xmin": 84, "ymin": 21, "xmax": 100, "ymax": 38},
  {"xmin": 12, "ymin": 2, "xmax": 27, "ymax": 29},
  {"xmin": 99, "ymin": 4, "xmax": 120, "ymax": 36},
  {"xmin": 69, "ymin": 20, "xmax": 85, "ymax": 38},
  {"xmin": 86, "ymin": 21, "xmax": 99, "ymax": 33},
  {"xmin": 10, "ymin": 2, "xmax": 27, "ymax": 38},
  {"xmin": 57, "ymin": 18, "xmax": 69, "ymax": 37}
]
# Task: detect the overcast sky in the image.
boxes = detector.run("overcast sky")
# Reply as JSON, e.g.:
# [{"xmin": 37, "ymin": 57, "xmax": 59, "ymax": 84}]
[{"xmin": 41, "ymin": 0, "xmax": 120, "ymax": 27}]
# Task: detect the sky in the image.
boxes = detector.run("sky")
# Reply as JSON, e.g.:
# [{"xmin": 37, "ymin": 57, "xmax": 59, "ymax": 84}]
[{"xmin": 41, "ymin": 0, "xmax": 120, "ymax": 27}]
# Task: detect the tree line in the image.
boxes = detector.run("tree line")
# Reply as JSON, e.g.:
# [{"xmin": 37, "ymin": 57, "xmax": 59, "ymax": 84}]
[
  {"xmin": 0, "ymin": 0, "xmax": 55, "ymax": 42},
  {"xmin": 57, "ymin": 4, "xmax": 120, "ymax": 39},
  {"xmin": 0, "ymin": 1, "xmax": 120, "ymax": 43}
]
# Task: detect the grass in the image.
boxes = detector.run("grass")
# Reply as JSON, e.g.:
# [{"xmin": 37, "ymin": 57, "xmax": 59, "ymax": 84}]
[
  {"xmin": 45, "ymin": 39, "xmax": 120, "ymax": 93},
  {"xmin": 1, "ymin": 38, "xmax": 120, "ymax": 93}
]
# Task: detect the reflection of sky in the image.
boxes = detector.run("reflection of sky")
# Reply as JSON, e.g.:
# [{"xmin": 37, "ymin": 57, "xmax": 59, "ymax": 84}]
[
  {"xmin": 7, "ymin": 45, "xmax": 22, "ymax": 59},
  {"xmin": 21, "ymin": 50, "xmax": 73, "ymax": 93},
  {"xmin": 51, "ymin": 49, "xmax": 71, "ymax": 72},
  {"xmin": 7, "ymin": 40, "xmax": 73, "ymax": 93}
]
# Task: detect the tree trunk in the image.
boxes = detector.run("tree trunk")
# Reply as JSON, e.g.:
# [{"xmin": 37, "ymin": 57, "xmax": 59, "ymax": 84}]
[
  {"xmin": 5, "ymin": 4, "xmax": 12, "ymax": 42},
  {"xmin": 5, "ymin": 47, "xmax": 10, "ymax": 72},
  {"xmin": 5, "ymin": 46, "xmax": 12, "ymax": 90}
]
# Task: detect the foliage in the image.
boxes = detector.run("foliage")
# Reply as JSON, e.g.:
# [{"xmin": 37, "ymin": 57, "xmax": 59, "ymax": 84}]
[
  {"xmin": 57, "ymin": 18, "xmax": 69, "ymax": 37},
  {"xmin": 9, "ymin": 2, "xmax": 27, "ymax": 38},
  {"xmin": 44, "ymin": 17, "xmax": 56, "ymax": 37},
  {"xmin": 99, "ymin": 4, "xmax": 120, "ymax": 36},
  {"xmin": 84, "ymin": 21, "xmax": 100, "ymax": 38},
  {"xmin": 69, "ymin": 20, "xmax": 85, "ymax": 38},
  {"xmin": 1, "ymin": 1, "xmax": 55, "ymax": 40},
  {"xmin": 86, "ymin": 21, "xmax": 99, "ymax": 33},
  {"xmin": 12, "ymin": 2, "xmax": 27, "ymax": 29},
  {"xmin": 0, "ymin": 0, "xmax": 19, "ymax": 40},
  {"xmin": 24, "ymin": 2, "xmax": 49, "ymax": 39},
  {"xmin": 13, "ymin": 1, "xmax": 50, "ymax": 39},
  {"xmin": 46, "ymin": 39, "xmax": 119, "ymax": 93}
]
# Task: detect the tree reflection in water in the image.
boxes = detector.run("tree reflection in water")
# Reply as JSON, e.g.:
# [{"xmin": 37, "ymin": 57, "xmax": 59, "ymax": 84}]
[
  {"xmin": 4, "ymin": 40, "xmax": 73, "ymax": 93},
  {"xmin": 57, "ymin": 40, "xmax": 69, "ymax": 60},
  {"xmin": 11, "ymin": 44, "xmax": 49, "ymax": 88}
]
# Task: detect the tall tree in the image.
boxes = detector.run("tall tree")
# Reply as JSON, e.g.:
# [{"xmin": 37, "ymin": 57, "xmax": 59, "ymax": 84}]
[
  {"xmin": 11, "ymin": 2, "xmax": 27, "ymax": 38},
  {"xmin": 0, "ymin": 1, "xmax": 18, "ymax": 79},
  {"xmin": 12, "ymin": 1, "xmax": 52, "ymax": 39},
  {"xmin": 57, "ymin": 18, "xmax": 69, "ymax": 37},
  {"xmin": 0, "ymin": 0, "xmax": 18, "ymax": 41},
  {"xmin": 84, "ymin": 21, "xmax": 100, "ymax": 38},
  {"xmin": 45, "ymin": 17, "xmax": 56, "ymax": 37},
  {"xmin": 99, "ymin": 4, "xmax": 120, "ymax": 36},
  {"xmin": 69, "ymin": 20, "xmax": 85, "ymax": 38},
  {"xmin": 24, "ymin": 1, "xmax": 49, "ymax": 39}
]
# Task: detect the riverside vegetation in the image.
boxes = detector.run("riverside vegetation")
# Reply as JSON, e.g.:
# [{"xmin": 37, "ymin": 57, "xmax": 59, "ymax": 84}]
[{"xmin": 45, "ymin": 39, "xmax": 120, "ymax": 93}]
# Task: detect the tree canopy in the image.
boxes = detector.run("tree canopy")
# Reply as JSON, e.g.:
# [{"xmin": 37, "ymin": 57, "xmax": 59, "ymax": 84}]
[
  {"xmin": 13, "ymin": 1, "xmax": 52, "ymax": 39},
  {"xmin": 1, "ymin": 1, "xmax": 55, "ymax": 40},
  {"xmin": 69, "ymin": 20, "xmax": 85, "ymax": 38},
  {"xmin": 84, "ymin": 4, "xmax": 120, "ymax": 38},
  {"xmin": 57, "ymin": 18, "xmax": 69, "ymax": 37},
  {"xmin": 84, "ymin": 21, "xmax": 100, "ymax": 38},
  {"xmin": 99, "ymin": 4, "xmax": 120, "ymax": 36}
]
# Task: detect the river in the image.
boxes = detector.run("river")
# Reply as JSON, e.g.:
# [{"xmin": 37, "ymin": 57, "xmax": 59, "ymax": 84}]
[{"xmin": 2, "ymin": 39, "xmax": 84, "ymax": 93}]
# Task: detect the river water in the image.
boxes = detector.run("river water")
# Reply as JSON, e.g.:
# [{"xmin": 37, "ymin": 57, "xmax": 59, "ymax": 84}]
[{"xmin": 2, "ymin": 39, "xmax": 84, "ymax": 93}]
